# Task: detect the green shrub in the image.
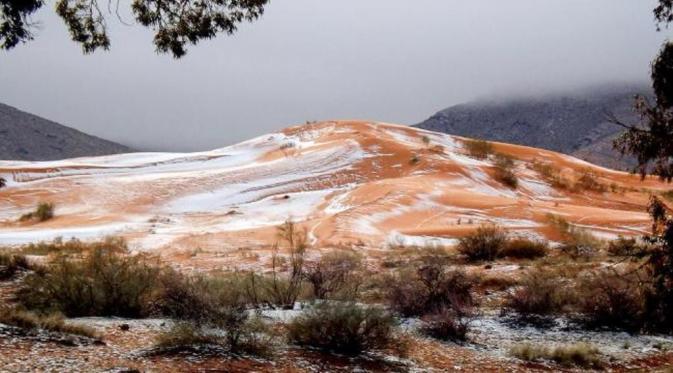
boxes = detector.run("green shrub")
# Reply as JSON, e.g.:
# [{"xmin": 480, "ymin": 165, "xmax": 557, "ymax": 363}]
[
  {"xmin": 457, "ymin": 225, "xmax": 508, "ymax": 261},
  {"xmin": 493, "ymin": 154, "xmax": 518, "ymax": 189},
  {"xmin": 17, "ymin": 248, "xmax": 161, "ymax": 318},
  {"xmin": 499, "ymin": 238, "xmax": 548, "ymax": 259},
  {"xmin": 575, "ymin": 270, "xmax": 646, "ymax": 331},
  {"xmin": 387, "ymin": 264, "xmax": 474, "ymax": 318},
  {"xmin": 463, "ymin": 139, "xmax": 493, "ymax": 159},
  {"xmin": 154, "ymin": 318, "xmax": 272, "ymax": 356},
  {"xmin": 503, "ymin": 268, "xmax": 569, "ymax": 318},
  {"xmin": 0, "ymin": 253, "xmax": 30, "ymax": 280},
  {"xmin": 304, "ymin": 251, "xmax": 362, "ymax": 300},
  {"xmin": 20, "ymin": 202, "xmax": 55, "ymax": 222},
  {"xmin": 510, "ymin": 342, "xmax": 603, "ymax": 368},
  {"xmin": 17, "ymin": 236, "xmax": 127, "ymax": 256},
  {"xmin": 287, "ymin": 302, "xmax": 396, "ymax": 356},
  {"xmin": 0, "ymin": 306, "xmax": 97, "ymax": 338}
]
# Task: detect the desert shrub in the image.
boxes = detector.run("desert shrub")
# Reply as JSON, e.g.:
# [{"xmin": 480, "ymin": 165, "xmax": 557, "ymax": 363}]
[
  {"xmin": 409, "ymin": 154, "xmax": 421, "ymax": 165},
  {"xmin": 575, "ymin": 270, "xmax": 646, "ymax": 331},
  {"xmin": 419, "ymin": 308, "xmax": 469, "ymax": 341},
  {"xmin": 20, "ymin": 202, "xmax": 55, "ymax": 222},
  {"xmin": 478, "ymin": 274, "xmax": 518, "ymax": 291},
  {"xmin": 154, "ymin": 317, "xmax": 272, "ymax": 356},
  {"xmin": 547, "ymin": 214, "xmax": 603, "ymax": 259},
  {"xmin": 574, "ymin": 170, "xmax": 607, "ymax": 193},
  {"xmin": 463, "ymin": 139, "xmax": 493, "ymax": 159},
  {"xmin": 0, "ymin": 177, "xmax": 6, "ymax": 188},
  {"xmin": 17, "ymin": 248, "xmax": 161, "ymax": 318},
  {"xmin": 267, "ymin": 220, "xmax": 308, "ymax": 309},
  {"xmin": 18, "ymin": 236, "xmax": 128, "ymax": 256},
  {"xmin": 662, "ymin": 189, "xmax": 673, "ymax": 202},
  {"xmin": 0, "ymin": 306, "xmax": 96, "ymax": 338},
  {"xmin": 457, "ymin": 225, "xmax": 508, "ymax": 262},
  {"xmin": 510, "ymin": 342, "xmax": 603, "ymax": 368},
  {"xmin": 493, "ymin": 154, "xmax": 518, "ymax": 189},
  {"xmin": 304, "ymin": 251, "xmax": 362, "ymax": 300},
  {"xmin": 530, "ymin": 161, "xmax": 571, "ymax": 190},
  {"xmin": 0, "ymin": 253, "xmax": 30, "ymax": 280},
  {"xmin": 606, "ymin": 236, "xmax": 643, "ymax": 256},
  {"xmin": 499, "ymin": 238, "xmax": 548, "ymax": 259},
  {"xmin": 287, "ymin": 302, "xmax": 396, "ymax": 356},
  {"xmin": 387, "ymin": 264, "xmax": 474, "ymax": 318},
  {"xmin": 503, "ymin": 268, "xmax": 570, "ymax": 318}
]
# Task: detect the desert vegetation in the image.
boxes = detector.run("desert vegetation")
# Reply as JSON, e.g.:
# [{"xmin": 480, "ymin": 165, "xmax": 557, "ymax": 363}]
[
  {"xmin": 0, "ymin": 306, "xmax": 97, "ymax": 339},
  {"xmin": 0, "ymin": 252, "xmax": 31, "ymax": 280},
  {"xmin": 457, "ymin": 225, "xmax": 548, "ymax": 261},
  {"xmin": 19, "ymin": 202, "xmax": 55, "ymax": 222},
  {"xmin": 463, "ymin": 138, "xmax": 493, "ymax": 159},
  {"xmin": 510, "ymin": 342, "xmax": 603, "ymax": 369},
  {"xmin": 493, "ymin": 153, "xmax": 518, "ymax": 189},
  {"xmin": 1, "ymin": 212, "xmax": 673, "ymax": 370},
  {"xmin": 287, "ymin": 302, "xmax": 397, "ymax": 355}
]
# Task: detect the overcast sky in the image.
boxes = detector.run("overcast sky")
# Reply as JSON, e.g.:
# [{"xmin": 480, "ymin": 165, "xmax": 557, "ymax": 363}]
[{"xmin": 0, "ymin": 0, "xmax": 670, "ymax": 151}]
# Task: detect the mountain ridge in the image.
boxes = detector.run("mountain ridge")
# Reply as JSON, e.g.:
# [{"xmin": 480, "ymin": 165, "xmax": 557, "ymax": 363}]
[
  {"xmin": 414, "ymin": 84, "xmax": 649, "ymax": 170},
  {"xmin": 0, "ymin": 102, "xmax": 132, "ymax": 161}
]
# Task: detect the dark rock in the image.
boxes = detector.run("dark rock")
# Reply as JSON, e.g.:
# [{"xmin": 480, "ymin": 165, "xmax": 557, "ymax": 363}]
[
  {"xmin": 415, "ymin": 84, "xmax": 650, "ymax": 171},
  {"xmin": 0, "ymin": 102, "xmax": 132, "ymax": 161}
]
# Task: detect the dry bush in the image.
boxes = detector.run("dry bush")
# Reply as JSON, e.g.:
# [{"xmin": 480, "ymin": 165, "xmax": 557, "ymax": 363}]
[
  {"xmin": 304, "ymin": 251, "xmax": 362, "ymax": 300},
  {"xmin": 573, "ymin": 170, "xmax": 607, "ymax": 193},
  {"xmin": 266, "ymin": 220, "xmax": 309, "ymax": 309},
  {"xmin": 0, "ymin": 307, "xmax": 97, "ymax": 338},
  {"xmin": 606, "ymin": 236, "xmax": 644, "ymax": 256},
  {"xmin": 510, "ymin": 342, "xmax": 603, "ymax": 368},
  {"xmin": 0, "ymin": 253, "xmax": 30, "ymax": 280},
  {"xmin": 530, "ymin": 161, "xmax": 572, "ymax": 190},
  {"xmin": 154, "ymin": 317, "xmax": 273, "ymax": 356},
  {"xmin": 287, "ymin": 302, "xmax": 396, "ymax": 356},
  {"xmin": 499, "ymin": 238, "xmax": 548, "ymax": 259},
  {"xmin": 575, "ymin": 269, "xmax": 646, "ymax": 331},
  {"xmin": 547, "ymin": 214, "xmax": 603, "ymax": 259},
  {"xmin": 503, "ymin": 268, "xmax": 570, "ymax": 318},
  {"xmin": 17, "ymin": 236, "xmax": 127, "ymax": 257},
  {"xmin": 409, "ymin": 154, "xmax": 421, "ymax": 165},
  {"xmin": 17, "ymin": 247, "xmax": 161, "ymax": 318},
  {"xmin": 387, "ymin": 263, "xmax": 475, "ymax": 318},
  {"xmin": 419, "ymin": 308, "xmax": 469, "ymax": 341},
  {"xmin": 20, "ymin": 202, "xmax": 55, "ymax": 222},
  {"xmin": 478, "ymin": 274, "xmax": 518, "ymax": 291},
  {"xmin": 463, "ymin": 139, "xmax": 493, "ymax": 159},
  {"xmin": 457, "ymin": 225, "xmax": 508, "ymax": 262},
  {"xmin": 493, "ymin": 154, "xmax": 518, "ymax": 189}
]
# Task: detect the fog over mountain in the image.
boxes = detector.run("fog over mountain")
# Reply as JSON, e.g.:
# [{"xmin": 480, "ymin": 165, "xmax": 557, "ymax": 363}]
[
  {"xmin": 415, "ymin": 84, "xmax": 649, "ymax": 170},
  {"xmin": 0, "ymin": 0, "xmax": 668, "ymax": 151}
]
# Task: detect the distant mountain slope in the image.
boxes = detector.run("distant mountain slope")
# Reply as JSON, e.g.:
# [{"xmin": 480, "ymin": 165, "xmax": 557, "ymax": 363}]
[
  {"xmin": 0, "ymin": 103, "xmax": 132, "ymax": 161},
  {"xmin": 414, "ymin": 85, "xmax": 649, "ymax": 170}
]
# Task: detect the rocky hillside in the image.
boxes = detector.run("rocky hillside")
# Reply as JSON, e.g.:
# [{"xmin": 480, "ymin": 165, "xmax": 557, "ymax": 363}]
[
  {"xmin": 0, "ymin": 102, "xmax": 131, "ymax": 161},
  {"xmin": 415, "ymin": 85, "xmax": 649, "ymax": 170}
]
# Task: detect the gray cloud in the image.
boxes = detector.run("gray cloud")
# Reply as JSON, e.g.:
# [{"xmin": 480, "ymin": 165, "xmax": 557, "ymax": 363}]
[{"xmin": 0, "ymin": 0, "xmax": 669, "ymax": 151}]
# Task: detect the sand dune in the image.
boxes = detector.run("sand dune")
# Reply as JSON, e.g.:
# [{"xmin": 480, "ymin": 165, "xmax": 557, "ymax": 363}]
[{"xmin": 0, "ymin": 120, "xmax": 668, "ymax": 251}]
